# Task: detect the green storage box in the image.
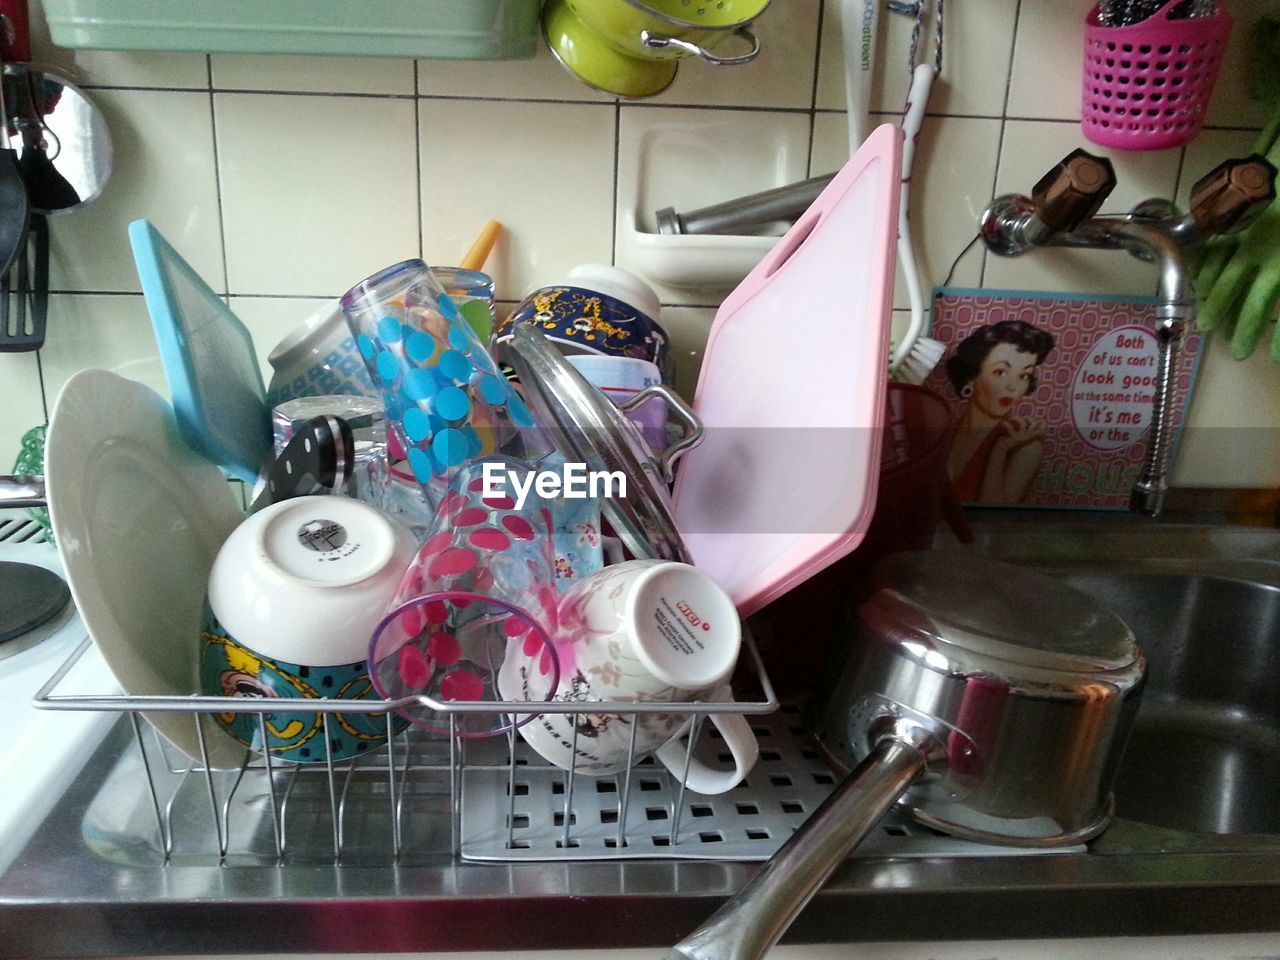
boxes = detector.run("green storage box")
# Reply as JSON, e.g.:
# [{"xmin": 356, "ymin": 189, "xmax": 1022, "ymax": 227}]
[{"xmin": 44, "ymin": 0, "xmax": 544, "ymax": 59}]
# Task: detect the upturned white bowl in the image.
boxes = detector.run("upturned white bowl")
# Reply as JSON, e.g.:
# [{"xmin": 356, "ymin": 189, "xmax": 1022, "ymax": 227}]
[{"xmin": 207, "ymin": 497, "xmax": 416, "ymax": 668}]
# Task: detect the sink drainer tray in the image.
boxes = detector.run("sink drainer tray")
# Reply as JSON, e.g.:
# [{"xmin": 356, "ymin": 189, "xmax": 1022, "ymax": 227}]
[
  {"xmin": 460, "ymin": 706, "xmax": 1086, "ymax": 861},
  {"xmin": 38, "ymin": 624, "xmax": 1085, "ymax": 864}
]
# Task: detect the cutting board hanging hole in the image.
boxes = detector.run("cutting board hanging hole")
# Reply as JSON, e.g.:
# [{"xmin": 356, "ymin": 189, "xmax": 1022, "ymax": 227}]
[{"xmin": 763, "ymin": 211, "xmax": 820, "ymax": 279}]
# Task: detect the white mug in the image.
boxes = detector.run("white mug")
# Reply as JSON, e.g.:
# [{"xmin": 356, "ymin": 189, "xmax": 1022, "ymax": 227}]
[{"xmin": 498, "ymin": 559, "xmax": 758, "ymax": 794}]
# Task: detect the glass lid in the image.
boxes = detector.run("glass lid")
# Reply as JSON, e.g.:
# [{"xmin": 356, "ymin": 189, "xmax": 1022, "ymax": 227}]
[{"xmin": 499, "ymin": 323, "xmax": 691, "ymax": 563}]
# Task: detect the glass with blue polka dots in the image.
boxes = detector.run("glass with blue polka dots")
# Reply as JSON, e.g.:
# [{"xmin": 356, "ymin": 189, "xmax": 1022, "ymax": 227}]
[{"xmin": 340, "ymin": 259, "xmax": 548, "ymax": 508}]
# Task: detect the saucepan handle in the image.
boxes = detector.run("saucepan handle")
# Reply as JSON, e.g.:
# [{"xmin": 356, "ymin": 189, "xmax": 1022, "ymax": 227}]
[
  {"xmin": 618, "ymin": 382, "xmax": 703, "ymax": 483},
  {"xmin": 666, "ymin": 737, "xmax": 927, "ymax": 960}
]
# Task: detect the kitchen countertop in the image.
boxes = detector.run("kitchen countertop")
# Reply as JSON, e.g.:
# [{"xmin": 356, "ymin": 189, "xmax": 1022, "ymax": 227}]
[{"xmin": 1, "ymin": 714, "xmax": 1278, "ymax": 957}]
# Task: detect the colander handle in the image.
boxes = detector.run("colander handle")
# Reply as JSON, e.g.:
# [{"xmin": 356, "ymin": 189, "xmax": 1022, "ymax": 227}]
[{"xmin": 640, "ymin": 26, "xmax": 760, "ymax": 66}]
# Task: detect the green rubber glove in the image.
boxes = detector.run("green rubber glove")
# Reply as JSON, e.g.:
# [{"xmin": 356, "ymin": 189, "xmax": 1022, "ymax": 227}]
[
  {"xmin": 1190, "ymin": 108, "xmax": 1280, "ymax": 360},
  {"xmin": 1198, "ymin": 201, "xmax": 1280, "ymax": 359}
]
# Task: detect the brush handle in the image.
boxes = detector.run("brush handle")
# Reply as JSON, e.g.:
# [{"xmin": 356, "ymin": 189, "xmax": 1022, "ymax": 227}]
[
  {"xmin": 459, "ymin": 220, "xmax": 501, "ymax": 272},
  {"xmin": 890, "ymin": 63, "xmax": 935, "ymax": 374}
]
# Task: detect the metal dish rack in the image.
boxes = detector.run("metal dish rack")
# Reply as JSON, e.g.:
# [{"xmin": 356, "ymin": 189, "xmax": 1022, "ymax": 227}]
[
  {"xmin": 34, "ymin": 629, "xmax": 1087, "ymax": 867},
  {"xmin": 33, "ymin": 628, "xmax": 793, "ymax": 865}
]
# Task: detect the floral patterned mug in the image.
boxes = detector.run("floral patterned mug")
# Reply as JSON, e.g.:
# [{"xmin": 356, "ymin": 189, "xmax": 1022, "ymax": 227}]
[{"xmin": 497, "ymin": 559, "xmax": 758, "ymax": 794}]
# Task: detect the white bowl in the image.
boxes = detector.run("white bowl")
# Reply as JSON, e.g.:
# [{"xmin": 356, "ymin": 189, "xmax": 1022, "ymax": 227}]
[
  {"xmin": 564, "ymin": 263, "xmax": 661, "ymax": 322},
  {"xmin": 264, "ymin": 299, "xmax": 377, "ymax": 407},
  {"xmin": 207, "ymin": 497, "xmax": 416, "ymax": 667}
]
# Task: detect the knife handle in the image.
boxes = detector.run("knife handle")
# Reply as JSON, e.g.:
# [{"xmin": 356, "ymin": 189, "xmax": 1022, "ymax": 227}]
[{"xmin": 251, "ymin": 415, "xmax": 353, "ymax": 514}]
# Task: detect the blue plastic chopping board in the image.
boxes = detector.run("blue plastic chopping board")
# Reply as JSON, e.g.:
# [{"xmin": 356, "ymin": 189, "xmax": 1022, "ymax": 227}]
[{"xmin": 130, "ymin": 219, "xmax": 271, "ymax": 483}]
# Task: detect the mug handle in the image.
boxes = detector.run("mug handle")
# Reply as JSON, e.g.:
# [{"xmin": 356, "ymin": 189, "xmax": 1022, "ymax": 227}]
[
  {"xmin": 639, "ymin": 26, "xmax": 761, "ymax": 66},
  {"xmin": 600, "ymin": 535, "xmax": 627, "ymax": 566},
  {"xmin": 654, "ymin": 688, "xmax": 760, "ymax": 795}
]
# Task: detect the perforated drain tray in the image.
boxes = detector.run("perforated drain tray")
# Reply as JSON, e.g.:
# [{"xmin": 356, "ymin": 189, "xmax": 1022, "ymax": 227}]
[{"xmin": 461, "ymin": 705, "xmax": 1087, "ymax": 862}]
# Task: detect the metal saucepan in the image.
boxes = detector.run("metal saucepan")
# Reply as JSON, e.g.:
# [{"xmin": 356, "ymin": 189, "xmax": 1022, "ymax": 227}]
[{"xmin": 669, "ymin": 550, "xmax": 1146, "ymax": 960}]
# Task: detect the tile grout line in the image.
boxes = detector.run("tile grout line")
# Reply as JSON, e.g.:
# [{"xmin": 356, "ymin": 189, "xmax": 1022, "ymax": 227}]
[
  {"xmin": 207, "ymin": 54, "xmax": 232, "ymax": 297},
  {"xmin": 978, "ymin": 0, "xmax": 1025, "ymax": 290},
  {"xmin": 414, "ymin": 60, "xmax": 425, "ymax": 261},
  {"xmin": 1171, "ymin": 144, "xmax": 1189, "ymax": 202},
  {"xmin": 611, "ymin": 100, "xmax": 621, "ymax": 268},
  {"xmin": 806, "ymin": 0, "xmax": 827, "ymax": 180},
  {"xmin": 57, "ymin": 85, "xmax": 1271, "ymax": 134},
  {"xmin": 34, "ymin": 350, "xmax": 48, "ymax": 426},
  {"xmin": 39, "ymin": 290, "xmax": 146, "ymax": 298}
]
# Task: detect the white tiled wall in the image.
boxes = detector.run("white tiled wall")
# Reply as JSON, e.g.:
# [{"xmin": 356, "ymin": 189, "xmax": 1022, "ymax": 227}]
[{"xmin": 5, "ymin": 0, "xmax": 1280, "ymax": 489}]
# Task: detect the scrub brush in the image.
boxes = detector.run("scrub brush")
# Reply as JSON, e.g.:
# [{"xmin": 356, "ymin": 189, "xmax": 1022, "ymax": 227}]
[
  {"xmin": 459, "ymin": 220, "xmax": 502, "ymax": 271},
  {"xmin": 841, "ymin": 0, "xmax": 881, "ymax": 153},
  {"xmin": 842, "ymin": 0, "xmax": 945, "ymax": 383}
]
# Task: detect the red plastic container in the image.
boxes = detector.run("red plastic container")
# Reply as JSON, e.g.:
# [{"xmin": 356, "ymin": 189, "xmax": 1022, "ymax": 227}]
[{"xmin": 1082, "ymin": 0, "xmax": 1232, "ymax": 151}]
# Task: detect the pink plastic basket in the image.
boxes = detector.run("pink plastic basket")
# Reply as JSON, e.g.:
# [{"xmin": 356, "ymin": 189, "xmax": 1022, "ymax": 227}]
[{"xmin": 1082, "ymin": 0, "xmax": 1232, "ymax": 151}]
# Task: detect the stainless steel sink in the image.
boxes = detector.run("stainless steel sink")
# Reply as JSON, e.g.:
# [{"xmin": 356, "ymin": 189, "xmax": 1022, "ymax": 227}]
[
  {"xmin": 1058, "ymin": 572, "xmax": 1280, "ymax": 836},
  {"xmin": 1, "ymin": 515, "xmax": 1279, "ymax": 957},
  {"xmin": 970, "ymin": 514, "xmax": 1280, "ymax": 845}
]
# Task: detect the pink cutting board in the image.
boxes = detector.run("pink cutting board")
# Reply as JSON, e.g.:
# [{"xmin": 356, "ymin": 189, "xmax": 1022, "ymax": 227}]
[{"xmin": 671, "ymin": 123, "xmax": 902, "ymax": 617}]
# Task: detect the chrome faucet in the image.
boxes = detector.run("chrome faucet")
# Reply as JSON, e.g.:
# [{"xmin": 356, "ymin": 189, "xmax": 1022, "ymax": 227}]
[{"xmin": 980, "ymin": 149, "xmax": 1277, "ymax": 516}]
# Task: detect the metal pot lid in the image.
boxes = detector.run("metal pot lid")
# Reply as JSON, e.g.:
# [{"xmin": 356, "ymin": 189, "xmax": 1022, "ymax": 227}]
[
  {"xmin": 870, "ymin": 551, "xmax": 1140, "ymax": 674},
  {"xmin": 499, "ymin": 322, "xmax": 691, "ymax": 563}
]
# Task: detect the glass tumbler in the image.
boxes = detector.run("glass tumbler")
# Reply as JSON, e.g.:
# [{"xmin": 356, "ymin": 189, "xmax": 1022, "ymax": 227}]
[
  {"xmin": 271, "ymin": 394, "xmax": 389, "ymax": 510},
  {"xmin": 431, "ymin": 266, "xmax": 496, "ymax": 343},
  {"xmin": 340, "ymin": 259, "xmax": 546, "ymax": 509},
  {"xmin": 366, "ymin": 456, "xmax": 562, "ymax": 737}
]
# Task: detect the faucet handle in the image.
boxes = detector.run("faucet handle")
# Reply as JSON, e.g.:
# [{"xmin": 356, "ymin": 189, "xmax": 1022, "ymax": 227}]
[
  {"xmin": 1031, "ymin": 148, "xmax": 1117, "ymax": 233},
  {"xmin": 1188, "ymin": 154, "xmax": 1278, "ymax": 234}
]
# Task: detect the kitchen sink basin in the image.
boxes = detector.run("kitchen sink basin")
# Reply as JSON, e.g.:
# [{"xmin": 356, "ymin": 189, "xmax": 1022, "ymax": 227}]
[
  {"xmin": 2, "ymin": 515, "xmax": 1279, "ymax": 956},
  {"xmin": 1057, "ymin": 572, "xmax": 1280, "ymax": 837},
  {"xmin": 970, "ymin": 515, "xmax": 1280, "ymax": 847}
]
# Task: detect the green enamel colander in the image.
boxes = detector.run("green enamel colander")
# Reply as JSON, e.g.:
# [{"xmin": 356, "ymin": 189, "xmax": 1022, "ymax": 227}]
[{"xmin": 544, "ymin": 0, "xmax": 771, "ymax": 98}]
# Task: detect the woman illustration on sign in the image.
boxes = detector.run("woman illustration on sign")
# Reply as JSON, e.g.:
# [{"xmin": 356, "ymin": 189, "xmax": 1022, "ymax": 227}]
[{"xmin": 945, "ymin": 320, "xmax": 1056, "ymax": 504}]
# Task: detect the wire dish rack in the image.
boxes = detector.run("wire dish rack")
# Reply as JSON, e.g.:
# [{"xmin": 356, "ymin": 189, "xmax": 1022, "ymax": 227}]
[{"xmin": 33, "ymin": 613, "xmax": 1085, "ymax": 866}]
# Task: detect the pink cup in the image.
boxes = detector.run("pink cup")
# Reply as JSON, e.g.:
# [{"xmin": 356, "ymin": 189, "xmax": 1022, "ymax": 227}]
[{"xmin": 367, "ymin": 456, "xmax": 562, "ymax": 737}]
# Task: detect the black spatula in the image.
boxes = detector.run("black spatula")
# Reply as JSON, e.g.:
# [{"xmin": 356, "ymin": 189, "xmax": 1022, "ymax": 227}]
[
  {"xmin": 0, "ymin": 210, "xmax": 45, "ymax": 351},
  {"xmin": 0, "ymin": 52, "xmax": 29, "ymax": 283}
]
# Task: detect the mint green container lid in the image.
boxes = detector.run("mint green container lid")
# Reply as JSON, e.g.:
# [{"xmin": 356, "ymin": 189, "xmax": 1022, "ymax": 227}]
[{"xmin": 44, "ymin": 0, "xmax": 543, "ymax": 60}]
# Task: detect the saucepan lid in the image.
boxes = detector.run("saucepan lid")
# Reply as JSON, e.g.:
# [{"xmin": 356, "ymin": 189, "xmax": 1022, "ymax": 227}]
[{"xmin": 869, "ymin": 551, "xmax": 1140, "ymax": 675}]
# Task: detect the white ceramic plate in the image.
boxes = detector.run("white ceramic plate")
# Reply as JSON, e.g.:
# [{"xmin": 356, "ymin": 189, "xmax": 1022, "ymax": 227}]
[{"xmin": 45, "ymin": 369, "xmax": 248, "ymax": 769}]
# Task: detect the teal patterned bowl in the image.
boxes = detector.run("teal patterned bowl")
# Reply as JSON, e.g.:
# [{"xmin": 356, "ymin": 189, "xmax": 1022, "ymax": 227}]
[{"xmin": 200, "ymin": 612, "xmax": 406, "ymax": 763}]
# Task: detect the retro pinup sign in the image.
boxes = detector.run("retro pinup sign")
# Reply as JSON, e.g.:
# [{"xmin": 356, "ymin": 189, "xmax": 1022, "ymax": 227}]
[{"xmin": 925, "ymin": 288, "xmax": 1200, "ymax": 510}]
